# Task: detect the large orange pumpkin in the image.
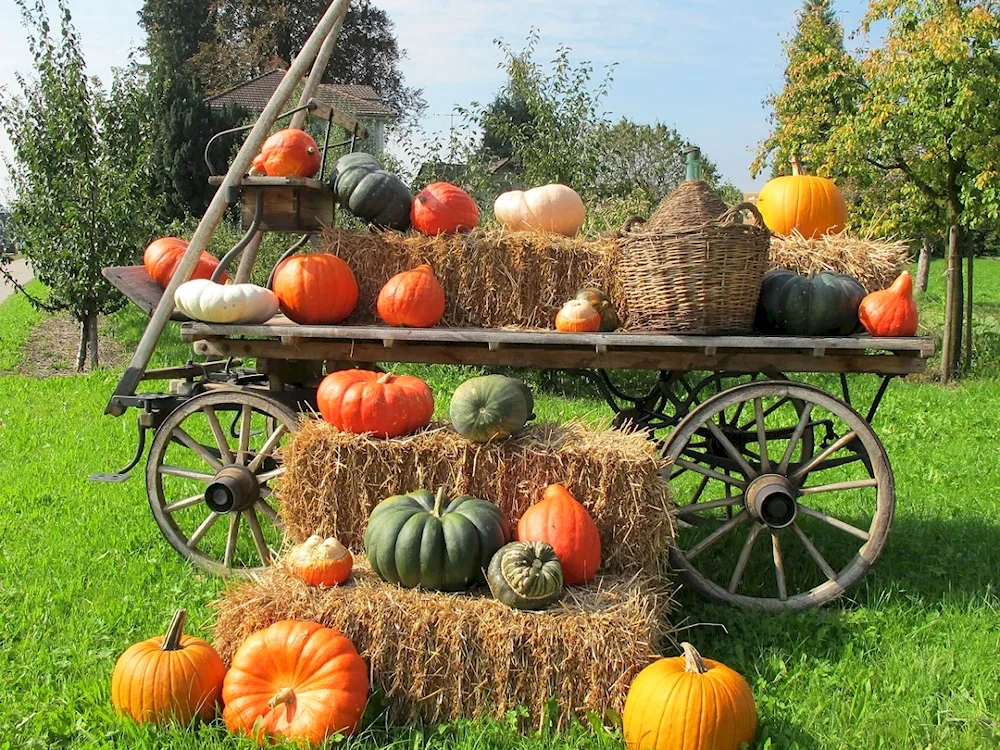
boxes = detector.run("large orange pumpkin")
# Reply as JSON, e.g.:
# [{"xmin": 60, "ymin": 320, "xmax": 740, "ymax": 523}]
[
  {"xmin": 317, "ymin": 370, "xmax": 434, "ymax": 438},
  {"xmin": 623, "ymin": 643, "xmax": 757, "ymax": 750},
  {"xmin": 756, "ymin": 157, "xmax": 847, "ymax": 239},
  {"xmin": 858, "ymin": 271, "xmax": 919, "ymax": 337},
  {"xmin": 222, "ymin": 620, "xmax": 369, "ymax": 744},
  {"xmin": 516, "ymin": 483, "xmax": 601, "ymax": 585},
  {"xmin": 144, "ymin": 237, "xmax": 227, "ymax": 289},
  {"xmin": 272, "ymin": 254, "xmax": 359, "ymax": 324},
  {"xmin": 287, "ymin": 535, "xmax": 354, "ymax": 588},
  {"xmin": 411, "ymin": 182, "xmax": 479, "ymax": 235},
  {"xmin": 254, "ymin": 128, "xmax": 322, "ymax": 178},
  {"xmin": 377, "ymin": 264, "xmax": 446, "ymax": 328},
  {"xmin": 111, "ymin": 609, "xmax": 226, "ymax": 726}
]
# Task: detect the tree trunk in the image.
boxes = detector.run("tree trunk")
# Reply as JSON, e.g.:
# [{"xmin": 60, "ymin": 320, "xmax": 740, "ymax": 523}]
[
  {"xmin": 87, "ymin": 313, "xmax": 100, "ymax": 370},
  {"xmin": 941, "ymin": 225, "xmax": 961, "ymax": 383},
  {"xmin": 964, "ymin": 243, "xmax": 974, "ymax": 372},
  {"xmin": 76, "ymin": 318, "xmax": 88, "ymax": 372},
  {"xmin": 916, "ymin": 237, "xmax": 931, "ymax": 292}
]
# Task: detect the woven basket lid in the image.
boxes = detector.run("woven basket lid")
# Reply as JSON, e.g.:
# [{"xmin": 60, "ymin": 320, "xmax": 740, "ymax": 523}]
[{"xmin": 643, "ymin": 146, "xmax": 729, "ymax": 232}]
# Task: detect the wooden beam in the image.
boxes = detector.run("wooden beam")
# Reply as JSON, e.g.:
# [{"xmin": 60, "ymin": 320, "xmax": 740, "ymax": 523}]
[{"xmin": 304, "ymin": 100, "xmax": 368, "ymax": 140}]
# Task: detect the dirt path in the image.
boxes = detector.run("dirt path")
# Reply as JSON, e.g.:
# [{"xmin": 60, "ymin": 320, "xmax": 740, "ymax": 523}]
[
  {"xmin": 0, "ymin": 258, "xmax": 33, "ymax": 305},
  {"xmin": 8, "ymin": 313, "xmax": 128, "ymax": 377}
]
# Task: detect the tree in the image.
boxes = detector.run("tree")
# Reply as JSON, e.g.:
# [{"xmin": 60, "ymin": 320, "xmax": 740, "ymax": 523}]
[{"xmin": 0, "ymin": 0, "xmax": 160, "ymax": 370}]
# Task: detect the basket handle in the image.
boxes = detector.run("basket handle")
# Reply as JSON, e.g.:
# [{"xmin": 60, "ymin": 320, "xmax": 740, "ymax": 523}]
[
  {"xmin": 716, "ymin": 201, "xmax": 766, "ymax": 229},
  {"xmin": 618, "ymin": 215, "xmax": 647, "ymax": 237}
]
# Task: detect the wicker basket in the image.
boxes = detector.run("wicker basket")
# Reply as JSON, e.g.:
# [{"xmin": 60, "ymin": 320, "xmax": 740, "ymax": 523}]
[{"xmin": 616, "ymin": 202, "xmax": 771, "ymax": 333}]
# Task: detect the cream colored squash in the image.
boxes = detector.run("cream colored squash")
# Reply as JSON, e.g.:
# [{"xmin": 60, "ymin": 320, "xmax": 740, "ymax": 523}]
[
  {"xmin": 174, "ymin": 279, "xmax": 279, "ymax": 324},
  {"xmin": 494, "ymin": 184, "xmax": 586, "ymax": 237}
]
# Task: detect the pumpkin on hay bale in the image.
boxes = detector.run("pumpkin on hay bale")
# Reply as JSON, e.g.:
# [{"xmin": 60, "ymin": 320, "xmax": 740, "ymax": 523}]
[{"xmin": 211, "ymin": 558, "xmax": 673, "ymax": 728}]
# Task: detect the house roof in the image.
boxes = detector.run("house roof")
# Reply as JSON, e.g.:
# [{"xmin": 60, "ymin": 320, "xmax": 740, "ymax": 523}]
[{"xmin": 206, "ymin": 69, "xmax": 396, "ymax": 119}]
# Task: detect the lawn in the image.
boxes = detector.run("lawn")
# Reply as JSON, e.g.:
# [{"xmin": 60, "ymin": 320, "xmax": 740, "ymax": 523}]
[{"xmin": 0, "ymin": 260, "xmax": 998, "ymax": 749}]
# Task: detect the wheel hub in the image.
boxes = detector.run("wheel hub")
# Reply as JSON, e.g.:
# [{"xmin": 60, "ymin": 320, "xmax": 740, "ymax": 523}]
[
  {"xmin": 746, "ymin": 474, "xmax": 798, "ymax": 528},
  {"xmin": 205, "ymin": 466, "xmax": 260, "ymax": 514}
]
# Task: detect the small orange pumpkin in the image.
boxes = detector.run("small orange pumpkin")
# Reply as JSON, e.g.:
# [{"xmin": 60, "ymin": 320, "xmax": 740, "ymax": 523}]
[
  {"xmin": 317, "ymin": 370, "xmax": 434, "ymax": 438},
  {"xmin": 516, "ymin": 483, "xmax": 602, "ymax": 585},
  {"xmin": 377, "ymin": 264, "xmax": 446, "ymax": 328},
  {"xmin": 222, "ymin": 620, "xmax": 369, "ymax": 744},
  {"xmin": 623, "ymin": 643, "xmax": 757, "ymax": 750},
  {"xmin": 272, "ymin": 254, "xmax": 359, "ymax": 325},
  {"xmin": 111, "ymin": 609, "xmax": 226, "ymax": 726},
  {"xmin": 555, "ymin": 299, "xmax": 601, "ymax": 333},
  {"xmin": 411, "ymin": 182, "xmax": 479, "ymax": 235},
  {"xmin": 756, "ymin": 157, "xmax": 847, "ymax": 239},
  {"xmin": 287, "ymin": 535, "xmax": 354, "ymax": 587},
  {"xmin": 858, "ymin": 271, "xmax": 919, "ymax": 337},
  {"xmin": 254, "ymin": 128, "xmax": 322, "ymax": 178},
  {"xmin": 144, "ymin": 237, "xmax": 227, "ymax": 289}
]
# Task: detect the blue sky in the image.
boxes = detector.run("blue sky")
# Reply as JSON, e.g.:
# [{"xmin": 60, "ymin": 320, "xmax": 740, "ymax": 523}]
[{"xmin": 1, "ymin": 0, "xmax": 875, "ymax": 196}]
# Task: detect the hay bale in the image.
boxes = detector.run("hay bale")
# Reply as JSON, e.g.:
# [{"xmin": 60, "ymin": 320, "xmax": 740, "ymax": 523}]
[
  {"xmin": 277, "ymin": 420, "xmax": 673, "ymax": 576},
  {"xmin": 212, "ymin": 558, "xmax": 671, "ymax": 728},
  {"xmin": 769, "ymin": 230, "xmax": 911, "ymax": 291}
]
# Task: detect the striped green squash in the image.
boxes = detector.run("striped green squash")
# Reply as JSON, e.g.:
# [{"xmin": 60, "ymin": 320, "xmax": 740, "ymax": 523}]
[{"xmin": 487, "ymin": 541, "xmax": 564, "ymax": 610}]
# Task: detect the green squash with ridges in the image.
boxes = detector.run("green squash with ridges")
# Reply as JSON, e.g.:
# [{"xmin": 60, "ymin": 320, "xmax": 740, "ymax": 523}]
[
  {"xmin": 449, "ymin": 375, "xmax": 535, "ymax": 443},
  {"xmin": 757, "ymin": 269, "xmax": 866, "ymax": 336},
  {"xmin": 331, "ymin": 153, "xmax": 412, "ymax": 230},
  {"xmin": 487, "ymin": 541, "xmax": 564, "ymax": 610}
]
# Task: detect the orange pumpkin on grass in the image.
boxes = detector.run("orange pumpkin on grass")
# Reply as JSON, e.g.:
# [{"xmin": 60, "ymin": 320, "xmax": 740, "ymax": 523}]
[
  {"xmin": 272, "ymin": 253, "xmax": 359, "ymax": 324},
  {"xmin": 516, "ymin": 483, "xmax": 602, "ymax": 585},
  {"xmin": 377, "ymin": 264, "xmax": 446, "ymax": 328},
  {"xmin": 411, "ymin": 182, "xmax": 479, "ymax": 235},
  {"xmin": 858, "ymin": 271, "xmax": 919, "ymax": 337},
  {"xmin": 287, "ymin": 535, "xmax": 354, "ymax": 587},
  {"xmin": 317, "ymin": 369, "xmax": 434, "ymax": 438},
  {"xmin": 144, "ymin": 237, "xmax": 227, "ymax": 289},
  {"xmin": 555, "ymin": 299, "xmax": 601, "ymax": 332},
  {"xmin": 253, "ymin": 128, "xmax": 322, "ymax": 178}
]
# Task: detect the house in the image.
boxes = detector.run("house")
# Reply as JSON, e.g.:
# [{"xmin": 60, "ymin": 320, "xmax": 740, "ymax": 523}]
[{"xmin": 206, "ymin": 69, "xmax": 397, "ymax": 152}]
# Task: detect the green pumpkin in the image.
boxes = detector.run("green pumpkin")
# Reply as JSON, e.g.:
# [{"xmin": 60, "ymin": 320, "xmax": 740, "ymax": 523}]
[
  {"xmin": 575, "ymin": 288, "xmax": 620, "ymax": 332},
  {"xmin": 364, "ymin": 488, "xmax": 510, "ymax": 591},
  {"xmin": 449, "ymin": 375, "xmax": 535, "ymax": 443},
  {"xmin": 757, "ymin": 269, "xmax": 865, "ymax": 336},
  {"xmin": 331, "ymin": 153, "xmax": 412, "ymax": 230},
  {"xmin": 487, "ymin": 541, "xmax": 564, "ymax": 611}
]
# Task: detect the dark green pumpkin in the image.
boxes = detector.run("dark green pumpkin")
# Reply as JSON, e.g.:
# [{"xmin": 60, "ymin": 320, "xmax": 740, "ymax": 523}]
[
  {"xmin": 757, "ymin": 269, "xmax": 865, "ymax": 336},
  {"xmin": 331, "ymin": 153, "xmax": 412, "ymax": 230},
  {"xmin": 575, "ymin": 288, "xmax": 620, "ymax": 332},
  {"xmin": 449, "ymin": 375, "xmax": 534, "ymax": 443},
  {"xmin": 364, "ymin": 488, "xmax": 510, "ymax": 591},
  {"xmin": 487, "ymin": 541, "xmax": 563, "ymax": 611}
]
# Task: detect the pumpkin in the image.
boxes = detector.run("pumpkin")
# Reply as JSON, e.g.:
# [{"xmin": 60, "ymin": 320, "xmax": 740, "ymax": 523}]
[
  {"xmin": 365, "ymin": 488, "xmax": 511, "ymax": 591},
  {"xmin": 575, "ymin": 288, "xmax": 620, "ymax": 332},
  {"xmin": 254, "ymin": 128, "xmax": 322, "ymax": 178},
  {"xmin": 287, "ymin": 535, "xmax": 353, "ymax": 587},
  {"xmin": 756, "ymin": 157, "xmax": 847, "ymax": 238},
  {"xmin": 144, "ymin": 237, "xmax": 227, "ymax": 289},
  {"xmin": 411, "ymin": 182, "xmax": 479, "ymax": 235},
  {"xmin": 494, "ymin": 184, "xmax": 586, "ymax": 237},
  {"xmin": 623, "ymin": 642, "xmax": 757, "ymax": 750},
  {"xmin": 317, "ymin": 370, "xmax": 434, "ymax": 438},
  {"xmin": 222, "ymin": 620, "xmax": 369, "ymax": 744},
  {"xmin": 757, "ymin": 269, "xmax": 865, "ymax": 336},
  {"xmin": 516, "ymin": 484, "xmax": 601, "ymax": 585},
  {"xmin": 377, "ymin": 264, "xmax": 446, "ymax": 328},
  {"xmin": 272, "ymin": 253, "xmax": 359, "ymax": 324},
  {"xmin": 449, "ymin": 375, "xmax": 534, "ymax": 443},
  {"xmin": 487, "ymin": 540, "xmax": 564, "ymax": 610},
  {"xmin": 858, "ymin": 271, "xmax": 919, "ymax": 337},
  {"xmin": 111, "ymin": 609, "xmax": 226, "ymax": 726},
  {"xmin": 555, "ymin": 299, "xmax": 601, "ymax": 333},
  {"xmin": 331, "ymin": 153, "xmax": 412, "ymax": 230},
  {"xmin": 173, "ymin": 279, "xmax": 278, "ymax": 324}
]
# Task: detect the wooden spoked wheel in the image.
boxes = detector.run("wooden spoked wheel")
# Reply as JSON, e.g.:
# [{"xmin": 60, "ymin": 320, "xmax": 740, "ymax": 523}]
[
  {"xmin": 146, "ymin": 390, "xmax": 299, "ymax": 577},
  {"xmin": 665, "ymin": 381, "xmax": 894, "ymax": 611}
]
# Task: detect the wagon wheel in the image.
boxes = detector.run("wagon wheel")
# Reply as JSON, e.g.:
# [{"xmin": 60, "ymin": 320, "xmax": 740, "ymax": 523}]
[
  {"xmin": 146, "ymin": 390, "xmax": 299, "ymax": 577},
  {"xmin": 665, "ymin": 381, "xmax": 893, "ymax": 611}
]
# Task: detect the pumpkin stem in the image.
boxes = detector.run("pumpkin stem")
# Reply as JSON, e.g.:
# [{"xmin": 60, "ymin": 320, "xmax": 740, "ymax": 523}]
[
  {"xmin": 161, "ymin": 609, "xmax": 187, "ymax": 652},
  {"xmin": 268, "ymin": 687, "xmax": 296, "ymax": 709},
  {"xmin": 433, "ymin": 487, "xmax": 447, "ymax": 516},
  {"xmin": 790, "ymin": 156, "xmax": 804, "ymax": 176},
  {"xmin": 681, "ymin": 642, "xmax": 710, "ymax": 674},
  {"xmin": 377, "ymin": 373, "xmax": 394, "ymax": 385}
]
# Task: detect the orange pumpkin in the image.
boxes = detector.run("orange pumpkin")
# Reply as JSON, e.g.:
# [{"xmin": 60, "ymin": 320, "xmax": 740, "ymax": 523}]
[
  {"xmin": 516, "ymin": 484, "xmax": 601, "ymax": 585},
  {"xmin": 377, "ymin": 264, "xmax": 446, "ymax": 328},
  {"xmin": 858, "ymin": 271, "xmax": 918, "ymax": 337},
  {"xmin": 623, "ymin": 643, "xmax": 757, "ymax": 750},
  {"xmin": 756, "ymin": 157, "xmax": 847, "ymax": 239},
  {"xmin": 555, "ymin": 299, "xmax": 601, "ymax": 333},
  {"xmin": 144, "ymin": 237, "xmax": 227, "ymax": 289},
  {"xmin": 272, "ymin": 254, "xmax": 359, "ymax": 324},
  {"xmin": 222, "ymin": 620, "xmax": 369, "ymax": 744},
  {"xmin": 411, "ymin": 182, "xmax": 479, "ymax": 235},
  {"xmin": 254, "ymin": 128, "xmax": 322, "ymax": 178},
  {"xmin": 317, "ymin": 370, "xmax": 434, "ymax": 438},
  {"xmin": 111, "ymin": 609, "xmax": 226, "ymax": 726},
  {"xmin": 287, "ymin": 535, "xmax": 354, "ymax": 587}
]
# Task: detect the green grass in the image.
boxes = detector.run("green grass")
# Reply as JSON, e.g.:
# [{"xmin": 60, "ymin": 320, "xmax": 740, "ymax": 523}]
[
  {"xmin": 0, "ymin": 281, "xmax": 45, "ymax": 371},
  {"xmin": 1, "ymin": 260, "xmax": 999, "ymax": 748}
]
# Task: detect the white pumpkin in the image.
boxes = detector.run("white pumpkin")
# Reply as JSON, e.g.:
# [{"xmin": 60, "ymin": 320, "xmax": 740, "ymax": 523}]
[
  {"xmin": 174, "ymin": 279, "xmax": 279, "ymax": 324},
  {"xmin": 494, "ymin": 184, "xmax": 586, "ymax": 237}
]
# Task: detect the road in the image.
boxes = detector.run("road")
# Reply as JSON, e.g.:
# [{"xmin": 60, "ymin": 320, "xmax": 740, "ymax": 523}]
[{"xmin": 0, "ymin": 258, "xmax": 33, "ymax": 305}]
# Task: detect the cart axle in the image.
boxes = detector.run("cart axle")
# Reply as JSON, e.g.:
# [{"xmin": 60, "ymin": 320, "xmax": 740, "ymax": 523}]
[
  {"xmin": 746, "ymin": 475, "xmax": 798, "ymax": 529},
  {"xmin": 205, "ymin": 466, "xmax": 261, "ymax": 514}
]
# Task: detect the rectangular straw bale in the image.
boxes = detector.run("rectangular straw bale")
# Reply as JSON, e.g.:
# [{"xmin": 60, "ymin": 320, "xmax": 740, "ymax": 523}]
[
  {"xmin": 212, "ymin": 559, "xmax": 672, "ymax": 728},
  {"xmin": 277, "ymin": 420, "xmax": 674, "ymax": 576},
  {"xmin": 769, "ymin": 230, "xmax": 911, "ymax": 291}
]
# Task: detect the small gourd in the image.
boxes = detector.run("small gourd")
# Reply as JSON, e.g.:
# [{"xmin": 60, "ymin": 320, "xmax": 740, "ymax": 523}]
[
  {"xmin": 858, "ymin": 271, "xmax": 918, "ymax": 337},
  {"xmin": 555, "ymin": 299, "xmax": 601, "ymax": 333},
  {"xmin": 487, "ymin": 541, "xmax": 564, "ymax": 610},
  {"xmin": 286, "ymin": 535, "xmax": 353, "ymax": 587}
]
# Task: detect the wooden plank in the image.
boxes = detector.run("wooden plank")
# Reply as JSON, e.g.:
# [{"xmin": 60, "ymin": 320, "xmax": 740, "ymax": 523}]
[
  {"xmin": 239, "ymin": 185, "xmax": 335, "ymax": 232},
  {"xmin": 103, "ymin": 266, "xmax": 190, "ymax": 321},
  {"xmin": 304, "ymin": 99, "xmax": 368, "ymax": 140},
  {"xmin": 209, "ymin": 176, "xmax": 328, "ymax": 189},
  {"xmin": 193, "ymin": 339, "xmax": 927, "ymax": 375},
  {"xmin": 140, "ymin": 360, "xmax": 238, "ymax": 382}
]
